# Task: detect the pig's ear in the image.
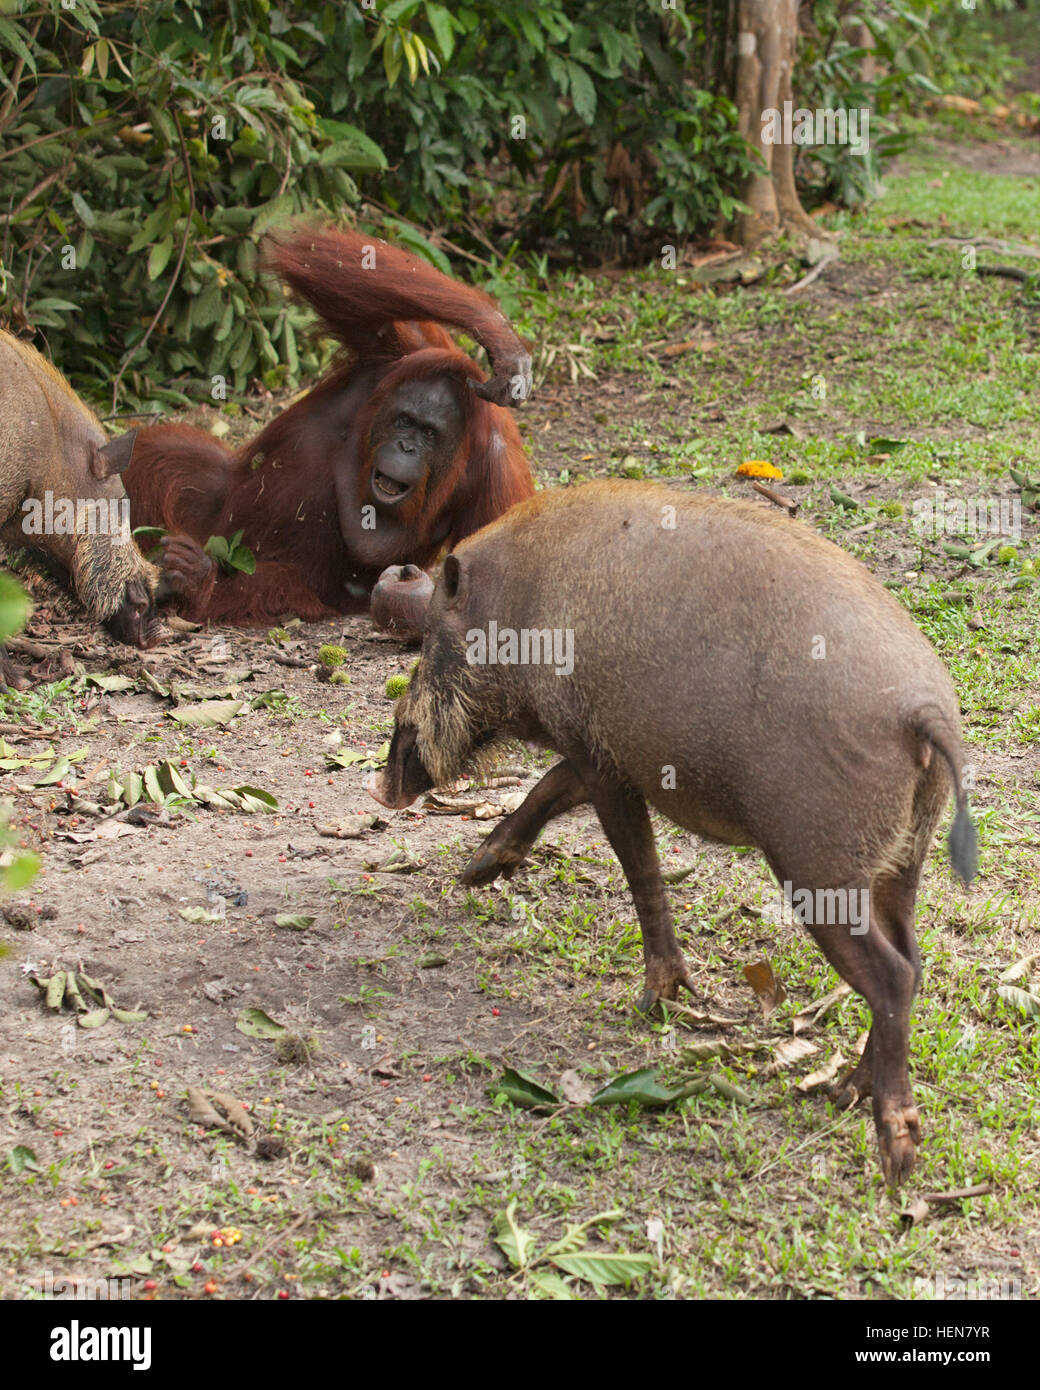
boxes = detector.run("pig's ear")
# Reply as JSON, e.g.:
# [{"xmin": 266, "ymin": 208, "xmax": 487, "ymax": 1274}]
[
  {"xmin": 91, "ymin": 429, "xmax": 138, "ymax": 480},
  {"xmin": 441, "ymin": 553, "xmax": 468, "ymax": 609}
]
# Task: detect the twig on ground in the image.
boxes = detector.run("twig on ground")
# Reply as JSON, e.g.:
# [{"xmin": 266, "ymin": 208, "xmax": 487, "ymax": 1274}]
[
  {"xmin": 225, "ymin": 1213, "xmax": 308, "ymax": 1285},
  {"xmin": 752, "ymin": 480, "xmax": 799, "ymax": 516},
  {"xmin": 784, "ymin": 252, "xmax": 839, "ymax": 295},
  {"xmin": 928, "ymin": 235, "xmax": 1040, "ymax": 259},
  {"xmin": 975, "ymin": 265, "xmax": 1030, "ymax": 282},
  {"xmin": 922, "ymin": 1184, "xmax": 993, "ymax": 1205},
  {"xmin": 6, "ymin": 635, "xmax": 58, "ymax": 659}
]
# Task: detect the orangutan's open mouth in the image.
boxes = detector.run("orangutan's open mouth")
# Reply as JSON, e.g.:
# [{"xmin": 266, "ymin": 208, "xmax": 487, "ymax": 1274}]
[{"xmin": 373, "ymin": 471, "xmax": 411, "ymax": 503}]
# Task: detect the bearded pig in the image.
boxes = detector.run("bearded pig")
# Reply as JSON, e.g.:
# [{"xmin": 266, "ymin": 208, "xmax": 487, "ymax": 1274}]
[
  {"xmin": 368, "ymin": 481, "xmax": 977, "ymax": 1185},
  {"xmin": 0, "ymin": 332, "xmax": 159, "ymax": 672}
]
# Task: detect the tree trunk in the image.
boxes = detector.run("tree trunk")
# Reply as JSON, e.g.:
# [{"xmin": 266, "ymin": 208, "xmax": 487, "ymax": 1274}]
[
  {"xmin": 733, "ymin": 0, "xmax": 819, "ymax": 247},
  {"xmin": 848, "ymin": 18, "xmax": 877, "ymax": 85}
]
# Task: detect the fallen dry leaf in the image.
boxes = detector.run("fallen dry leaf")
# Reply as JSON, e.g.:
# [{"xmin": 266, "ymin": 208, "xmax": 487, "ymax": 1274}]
[
  {"xmin": 54, "ymin": 820, "xmax": 142, "ymax": 843},
  {"xmin": 658, "ymin": 998, "xmax": 743, "ymax": 1028},
  {"xmin": 682, "ymin": 240, "xmax": 741, "ymax": 268},
  {"xmin": 318, "ymin": 814, "xmax": 383, "ymax": 839},
  {"xmin": 931, "ymin": 94, "xmax": 980, "ymax": 114},
  {"xmin": 797, "ymin": 1050, "xmax": 847, "ymax": 1093},
  {"xmin": 764, "ymin": 1036, "xmax": 818, "ymax": 1077},
  {"xmin": 792, "ymin": 982, "xmax": 852, "ymax": 1035},
  {"xmin": 900, "ymin": 1197, "xmax": 931, "ymax": 1230},
  {"xmin": 186, "ymin": 1086, "xmax": 254, "ymax": 1141},
  {"xmin": 659, "ymin": 337, "xmax": 716, "ymax": 358},
  {"xmin": 362, "ymin": 845, "xmax": 424, "ymax": 873},
  {"xmin": 743, "ymin": 959, "xmax": 787, "ymax": 1017},
  {"xmin": 559, "ymin": 1069, "xmax": 595, "ymax": 1105},
  {"xmin": 999, "ymin": 953, "xmax": 1039, "ymax": 983},
  {"xmin": 183, "ymin": 1220, "xmax": 219, "ymax": 1241}
]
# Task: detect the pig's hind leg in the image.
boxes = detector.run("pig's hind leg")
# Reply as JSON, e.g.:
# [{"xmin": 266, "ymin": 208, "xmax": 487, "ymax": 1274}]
[
  {"xmin": 827, "ymin": 869, "xmax": 922, "ymax": 1113},
  {"xmin": 786, "ymin": 871, "xmax": 921, "ymax": 1186},
  {"xmin": 460, "ymin": 759, "xmax": 589, "ymax": 886},
  {"xmin": 824, "ymin": 772, "xmax": 943, "ymax": 1181}
]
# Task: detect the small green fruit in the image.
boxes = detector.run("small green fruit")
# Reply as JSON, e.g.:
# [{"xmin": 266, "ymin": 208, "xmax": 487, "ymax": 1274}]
[{"xmin": 319, "ymin": 644, "xmax": 348, "ymax": 668}]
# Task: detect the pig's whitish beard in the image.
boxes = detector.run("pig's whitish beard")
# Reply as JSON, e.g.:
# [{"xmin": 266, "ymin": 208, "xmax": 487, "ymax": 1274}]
[
  {"xmin": 404, "ymin": 663, "xmax": 505, "ymax": 788},
  {"xmin": 72, "ymin": 533, "xmax": 158, "ymax": 621}
]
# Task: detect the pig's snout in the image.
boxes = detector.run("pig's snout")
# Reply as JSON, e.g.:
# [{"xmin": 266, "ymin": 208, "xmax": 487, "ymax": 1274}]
[
  {"xmin": 365, "ymin": 770, "xmax": 391, "ymax": 805},
  {"xmin": 366, "ymin": 723, "xmax": 434, "ymax": 808},
  {"xmin": 106, "ymin": 578, "xmax": 162, "ymax": 649},
  {"xmin": 370, "ymin": 564, "xmax": 434, "ymax": 644},
  {"xmin": 365, "ymin": 769, "xmax": 415, "ymax": 810}
]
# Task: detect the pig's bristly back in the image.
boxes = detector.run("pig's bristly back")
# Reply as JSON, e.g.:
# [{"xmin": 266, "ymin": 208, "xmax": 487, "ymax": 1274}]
[
  {"xmin": 461, "ymin": 480, "xmax": 943, "ymax": 687},
  {"xmin": 0, "ymin": 334, "xmax": 107, "ymax": 516},
  {"xmin": 454, "ymin": 481, "xmax": 960, "ymax": 853}
]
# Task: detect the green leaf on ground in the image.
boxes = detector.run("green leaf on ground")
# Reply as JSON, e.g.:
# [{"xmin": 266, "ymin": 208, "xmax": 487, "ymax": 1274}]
[
  {"xmin": 235, "ymin": 1007, "xmax": 287, "ymax": 1039},
  {"xmin": 492, "ymin": 1067, "xmax": 560, "ymax": 1110}
]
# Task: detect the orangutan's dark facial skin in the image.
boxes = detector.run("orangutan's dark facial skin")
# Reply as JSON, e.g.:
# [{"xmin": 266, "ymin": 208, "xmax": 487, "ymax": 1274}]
[{"xmin": 368, "ymin": 378, "xmax": 466, "ymax": 510}]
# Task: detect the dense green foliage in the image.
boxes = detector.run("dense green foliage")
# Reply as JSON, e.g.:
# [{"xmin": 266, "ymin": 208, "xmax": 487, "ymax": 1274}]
[
  {"xmin": 0, "ymin": 0, "xmax": 1028, "ymax": 404},
  {"xmin": 797, "ymin": 0, "xmax": 1028, "ymax": 205}
]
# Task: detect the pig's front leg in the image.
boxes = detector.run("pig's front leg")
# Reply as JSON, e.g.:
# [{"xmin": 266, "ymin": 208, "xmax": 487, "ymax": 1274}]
[
  {"xmin": 460, "ymin": 758, "xmax": 589, "ymax": 886},
  {"xmin": 0, "ymin": 646, "xmax": 28, "ymax": 690},
  {"xmin": 579, "ymin": 763, "xmax": 698, "ymax": 1012}
]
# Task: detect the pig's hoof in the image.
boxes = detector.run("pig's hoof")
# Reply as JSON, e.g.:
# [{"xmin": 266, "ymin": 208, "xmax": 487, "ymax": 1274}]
[
  {"xmin": 830, "ymin": 1079, "xmax": 865, "ymax": 1110},
  {"xmin": 876, "ymin": 1103, "xmax": 921, "ymax": 1188},
  {"xmin": 635, "ymin": 987, "xmax": 659, "ymax": 1015},
  {"xmin": 829, "ymin": 1065, "xmax": 872, "ymax": 1110},
  {"xmin": 636, "ymin": 960, "xmax": 696, "ymax": 1014},
  {"xmin": 459, "ymin": 844, "xmax": 523, "ymax": 887}
]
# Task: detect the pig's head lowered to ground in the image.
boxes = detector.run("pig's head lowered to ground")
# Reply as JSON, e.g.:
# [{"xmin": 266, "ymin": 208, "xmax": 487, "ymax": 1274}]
[
  {"xmin": 369, "ymin": 480, "xmax": 978, "ymax": 1186},
  {"xmin": 0, "ymin": 332, "xmax": 160, "ymax": 651}
]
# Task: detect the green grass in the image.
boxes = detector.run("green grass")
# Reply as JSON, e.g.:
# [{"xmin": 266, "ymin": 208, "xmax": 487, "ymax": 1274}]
[{"xmin": 510, "ymin": 122, "xmax": 1039, "ymax": 492}]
